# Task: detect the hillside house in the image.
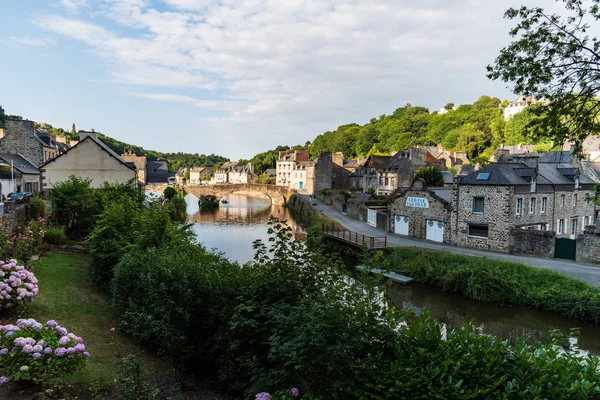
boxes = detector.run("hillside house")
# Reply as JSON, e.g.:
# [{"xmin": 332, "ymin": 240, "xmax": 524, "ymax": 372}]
[
  {"xmin": 276, "ymin": 150, "xmax": 332, "ymax": 195},
  {"xmin": 0, "ymin": 153, "xmax": 40, "ymax": 198}
]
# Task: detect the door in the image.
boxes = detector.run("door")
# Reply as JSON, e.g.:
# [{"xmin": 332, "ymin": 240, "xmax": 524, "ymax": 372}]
[
  {"xmin": 394, "ymin": 215, "xmax": 409, "ymax": 235},
  {"xmin": 426, "ymin": 220, "xmax": 444, "ymax": 243},
  {"xmin": 367, "ymin": 209, "xmax": 377, "ymax": 227},
  {"xmin": 554, "ymin": 238, "xmax": 576, "ymax": 260},
  {"xmin": 570, "ymin": 218, "xmax": 578, "ymax": 240},
  {"xmin": 299, "ymin": 181, "xmax": 304, "ymax": 190}
]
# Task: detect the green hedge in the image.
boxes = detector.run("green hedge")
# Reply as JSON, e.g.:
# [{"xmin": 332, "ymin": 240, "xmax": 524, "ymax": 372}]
[{"xmin": 386, "ymin": 247, "xmax": 600, "ymax": 325}]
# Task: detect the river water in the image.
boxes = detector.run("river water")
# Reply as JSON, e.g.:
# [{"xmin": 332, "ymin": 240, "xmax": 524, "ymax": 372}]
[{"xmin": 184, "ymin": 193, "xmax": 600, "ymax": 355}]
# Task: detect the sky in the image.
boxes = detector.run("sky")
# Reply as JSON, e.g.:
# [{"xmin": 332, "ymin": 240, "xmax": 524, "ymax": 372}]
[{"xmin": 0, "ymin": 0, "xmax": 556, "ymax": 159}]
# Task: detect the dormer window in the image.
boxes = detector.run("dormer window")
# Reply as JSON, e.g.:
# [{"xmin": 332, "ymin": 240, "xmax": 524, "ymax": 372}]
[
  {"xmin": 530, "ymin": 177, "xmax": 536, "ymax": 193},
  {"xmin": 575, "ymin": 177, "xmax": 580, "ymax": 189}
]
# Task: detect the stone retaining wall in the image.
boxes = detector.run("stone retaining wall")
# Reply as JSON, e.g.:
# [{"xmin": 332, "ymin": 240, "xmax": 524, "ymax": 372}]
[
  {"xmin": 576, "ymin": 233, "xmax": 600, "ymax": 265},
  {"xmin": 508, "ymin": 228, "xmax": 555, "ymax": 258}
]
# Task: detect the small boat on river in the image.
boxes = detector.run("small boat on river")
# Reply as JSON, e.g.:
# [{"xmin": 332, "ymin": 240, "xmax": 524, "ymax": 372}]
[{"xmin": 221, "ymin": 199, "xmax": 229, "ymax": 204}]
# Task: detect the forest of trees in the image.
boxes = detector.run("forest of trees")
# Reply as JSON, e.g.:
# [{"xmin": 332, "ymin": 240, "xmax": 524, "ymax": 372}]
[{"xmin": 307, "ymin": 95, "xmax": 556, "ymax": 162}]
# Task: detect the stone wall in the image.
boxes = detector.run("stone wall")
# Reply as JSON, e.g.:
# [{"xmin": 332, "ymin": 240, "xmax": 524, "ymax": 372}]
[
  {"xmin": 0, "ymin": 203, "xmax": 26, "ymax": 232},
  {"xmin": 576, "ymin": 233, "xmax": 600, "ymax": 264},
  {"xmin": 389, "ymin": 188, "xmax": 453, "ymax": 243},
  {"xmin": 1, "ymin": 120, "xmax": 43, "ymax": 167},
  {"xmin": 508, "ymin": 228, "xmax": 555, "ymax": 258},
  {"xmin": 310, "ymin": 152, "xmax": 332, "ymax": 195}
]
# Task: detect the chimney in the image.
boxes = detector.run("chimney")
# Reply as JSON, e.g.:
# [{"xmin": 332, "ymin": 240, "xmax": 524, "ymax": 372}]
[
  {"xmin": 80, "ymin": 129, "xmax": 97, "ymax": 141},
  {"xmin": 332, "ymin": 152, "xmax": 344, "ymax": 166},
  {"xmin": 55, "ymin": 135, "xmax": 67, "ymax": 144},
  {"xmin": 517, "ymin": 143, "xmax": 522, "ymax": 150},
  {"xmin": 69, "ymin": 140, "xmax": 79, "ymax": 147},
  {"xmin": 437, "ymin": 143, "xmax": 444, "ymax": 152},
  {"xmin": 474, "ymin": 162, "xmax": 482, "ymax": 171},
  {"xmin": 500, "ymin": 143, "xmax": 504, "ymax": 149}
]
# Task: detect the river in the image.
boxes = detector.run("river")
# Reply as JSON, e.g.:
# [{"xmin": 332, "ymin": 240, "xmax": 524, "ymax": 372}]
[{"xmin": 184, "ymin": 193, "xmax": 600, "ymax": 355}]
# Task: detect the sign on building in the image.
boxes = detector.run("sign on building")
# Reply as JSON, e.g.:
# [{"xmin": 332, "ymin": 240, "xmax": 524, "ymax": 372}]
[{"xmin": 406, "ymin": 197, "xmax": 429, "ymax": 209}]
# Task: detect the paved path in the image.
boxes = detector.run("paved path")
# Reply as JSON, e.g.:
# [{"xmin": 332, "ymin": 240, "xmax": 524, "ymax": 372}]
[{"xmin": 305, "ymin": 196, "xmax": 600, "ymax": 286}]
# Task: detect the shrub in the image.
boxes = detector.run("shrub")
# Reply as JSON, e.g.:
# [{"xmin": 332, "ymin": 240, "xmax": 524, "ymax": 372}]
[
  {"xmin": 0, "ymin": 219, "xmax": 46, "ymax": 264},
  {"xmin": 199, "ymin": 195, "xmax": 219, "ymax": 210},
  {"xmin": 50, "ymin": 176, "xmax": 99, "ymax": 240},
  {"xmin": 164, "ymin": 196, "xmax": 187, "ymax": 222},
  {"xmin": 0, "ymin": 260, "xmax": 39, "ymax": 309},
  {"xmin": 26, "ymin": 195, "xmax": 46, "ymax": 220},
  {"xmin": 43, "ymin": 228, "xmax": 67, "ymax": 246},
  {"xmin": 413, "ymin": 166, "xmax": 444, "ymax": 186},
  {"xmin": 0, "ymin": 319, "xmax": 88, "ymax": 384},
  {"xmin": 163, "ymin": 186, "xmax": 176, "ymax": 200},
  {"xmin": 320, "ymin": 188, "xmax": 332, "ymax": 196}
]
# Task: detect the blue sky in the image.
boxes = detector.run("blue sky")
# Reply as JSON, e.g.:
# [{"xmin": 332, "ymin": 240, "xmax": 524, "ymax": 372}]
[{"xmin": 0, "ymin": 0, "xmax": 548, "ymax": 159}]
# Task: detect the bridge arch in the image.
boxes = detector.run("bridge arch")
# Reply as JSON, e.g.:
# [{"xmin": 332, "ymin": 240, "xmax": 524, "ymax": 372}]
[{"xmin": 146, "ymin": 183, "xmax": 291, "ymax": 206}]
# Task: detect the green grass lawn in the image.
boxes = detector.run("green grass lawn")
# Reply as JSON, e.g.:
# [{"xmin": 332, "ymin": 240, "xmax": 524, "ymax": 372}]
[{"xmin": 21, "ymin": 252, "xmax": 167, "ymax": 390}]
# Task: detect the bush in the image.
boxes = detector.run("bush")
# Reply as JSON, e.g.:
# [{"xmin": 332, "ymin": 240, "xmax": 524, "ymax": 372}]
[
  {"xmin": 0, "ymin": 219, "xmax": 46, "ymax": 264},
  {"xmin": 50, "ymin": 176, "xmax": 99, "ymax": 240},
  {"xmin": 199, "ymin": 195, "xmax": 219, "ymax": 210},
  {"xmin": 386, "ymin": 247, "xmax": 600, "ymax": 325},
  {"xmin": 0, "ymin": 260, "xmax": 38, "ymax": 309},
  {"xmin": 320, "ymin": 188, "xmax": 332, "ymax": 196},
  {"xmin": 26, "ymin": 195, "xmax": 46, "ymax": 220},
  {"xmin": 163, "ymin": 186, "xmax": 176, "ymax": 200},
  {"xmin": 413, "ymin": 166, "xmax": 444, "ymax": 186},
  {"xmin": 164, "ymin": 196, "xmax": 187, "ymax": 222},
  {"xmin": 0, "ymin": 318, "xmax": 88, "ymax": 384},
  {"xmin": 43, "ymin": 228, "xmax": 67, "ymax": 246}
]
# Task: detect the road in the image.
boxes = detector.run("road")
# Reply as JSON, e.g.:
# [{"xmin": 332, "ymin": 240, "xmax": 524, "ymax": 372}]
[{"xmin": 306, "ymin": 196, "xmax": 600, "ymax": 286}]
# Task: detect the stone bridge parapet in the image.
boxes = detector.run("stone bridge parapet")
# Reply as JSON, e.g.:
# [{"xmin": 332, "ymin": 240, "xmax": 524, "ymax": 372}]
[{"xmin": 146, "ymin": 183, "xmax": 292, "ymax": 206}]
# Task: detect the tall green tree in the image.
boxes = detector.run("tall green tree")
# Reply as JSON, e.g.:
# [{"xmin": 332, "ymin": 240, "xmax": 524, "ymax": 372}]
[{"xmin": 487, "ymin": 0, "xmax": 600, "ymax": 153}]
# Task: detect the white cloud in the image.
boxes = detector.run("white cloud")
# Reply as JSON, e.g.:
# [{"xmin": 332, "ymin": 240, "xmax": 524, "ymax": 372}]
[
  {"xmin": 10, "ymin": 37, "xmax": 55, "ymax": 47},
  {"xmin": 34, "ymin": 0, "xmax": 549, "ymax": 157},
  {"xmin": 59, "ymin": 0, "xmax": 88, "ymax": 13}
]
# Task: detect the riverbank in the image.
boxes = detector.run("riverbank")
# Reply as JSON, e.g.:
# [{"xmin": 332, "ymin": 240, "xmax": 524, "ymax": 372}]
[
  {"xmin": 386, "ymin": 247, "xmax": 600, "ymax": 325},
  {"xmin": 286, "ymin": 193, "xmax": 342, "ymax": 232}
]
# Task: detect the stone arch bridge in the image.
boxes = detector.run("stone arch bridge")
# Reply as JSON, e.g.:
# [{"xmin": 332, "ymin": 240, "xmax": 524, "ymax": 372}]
[{"xmin": 146, "ymin": 183, "xmax": 292, "ymax": 206}]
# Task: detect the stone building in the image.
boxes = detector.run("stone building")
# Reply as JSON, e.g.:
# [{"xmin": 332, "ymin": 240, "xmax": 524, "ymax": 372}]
[
  {"xmin": 0, "ymin": 119, "xmax": 67, "ymax": 167},
  {"xmin": 189, "ymin": 166, "xmax": 213, "ymax": 184},
  {"xmin": 376, "ymin": 148, "xmax": 444, "ymax": 195},
  {"xmin": 452, "ymin": 154, "xmax": 596, "ymax": 252},
  {"xmin": 389, "ymin": 179, "xmax": 453, "ymax": 243},
  {"xmin": 276, "ymin": 150, "xmax": 332, "ymax": 195},
  {"xmin": 41, "ymin": 131, "xmax": 136, "ymax": 189},
  {"xmin": 503, "ymin": 95, "xmax": 550, "ymax": 121},
  {"xmin": 146, "ymin": 161, "xmax": 169, "ymax": 184},
  {"xmin": 121, "ymin": 152, "xmax": 147, "ymax": 185},
  {"xmin": 0, "ymin": 153, "xmax": 40, "ymax": 198},
  {"xmin": 419, "ymin": 144, "xmax": 470, "ymax": 172},
  {"xmin": 214, "ymin": 162, "xmax": 254, "ymax": 184}
]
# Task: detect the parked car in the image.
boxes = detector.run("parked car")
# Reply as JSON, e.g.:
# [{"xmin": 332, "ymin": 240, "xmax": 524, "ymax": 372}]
[{"xmin": 8, "ymin": 193, "xmax": 25, "ymax": 202}]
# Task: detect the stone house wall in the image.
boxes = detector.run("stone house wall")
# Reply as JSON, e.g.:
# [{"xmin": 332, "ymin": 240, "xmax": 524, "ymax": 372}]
[
  {"xmin": 0, "ymin": 203, "xmax": 27, "ymax": 232},
  {"xmin": 453, "ymin": 184, "xmax": 514, "ymax": 251},
  {"xmin": 576, "ymin": 233, "xmax": 600, "ymax": 264},
  {"xmin": 307, "ymin": 152, "xmax": 332, "ymax": 196},
  {"xmin": 0, "ymin": 120, "xmax": 44, "ymax": 167},
  {"xmin": 508, "ymin": 228, "xmax": 555, "ymax": 258},
  {"xmin": 390, "ymin": 189, "xmax": 453, "ymax": 243}
]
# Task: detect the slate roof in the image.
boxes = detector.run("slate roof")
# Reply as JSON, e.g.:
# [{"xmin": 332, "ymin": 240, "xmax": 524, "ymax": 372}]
[
  {"xmin": 0, "ymin": 153, "xmax": 39, "ymax": 175},
  {"xmin": 265, "ymin": 168, "xmax": 276, "ymax": 176},
  {"xmin": 366, "ymin": 155, "xmax": 392, "ymax": 170},
  {"xmin": 147, "ymin": 161, "xmax": 169, "ymax": 184},
  {"xmin": 459, "ymin": 162, "xmax": 595, "ymax": 186},
  {"xmin": 459, "ymin": 165, "xmax": 475, "ymax": 175},
  {"xmin": 441, "ymin": 171, "xmax": 454, "ymax": 185},
  {"xmin": 430, "ymin": 187, "xmax": 452, "ymax": 203},
  {"xmin": 384, "ymin": 155, "xmax": 411, "ymax": 170},
  {"xmin": 539, "ymin": 151, "xmax": 572, "ymax": 164}
]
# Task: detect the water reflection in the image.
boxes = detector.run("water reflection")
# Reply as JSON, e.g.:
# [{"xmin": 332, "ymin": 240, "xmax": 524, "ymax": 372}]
[
  {"xmin": 188, "ymin": 194, "xmax": 299, "ymax": 264},
  {"xmin": 390, "ymin": 283, "xmax": 600, "ymax": 355}
]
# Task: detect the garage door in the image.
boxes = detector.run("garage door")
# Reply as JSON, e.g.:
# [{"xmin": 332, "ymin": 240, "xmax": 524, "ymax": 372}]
[
  {"xmin": 394, "ymin": 215, "xmax": 409, "ymax": 235},
  {"xmin": 426, "ymin": 220, "xmax": 444, "ymax": 243},
  {"xmin": 367, "ymin": 209, "xmax": 377, "ymax": 227}
]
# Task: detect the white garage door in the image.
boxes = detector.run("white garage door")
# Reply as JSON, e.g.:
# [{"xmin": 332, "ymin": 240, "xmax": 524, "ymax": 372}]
[
  {"xmin": 394, "ymin": 215, "xmax": 409, "ymax": 235},
  {"xmin": 367, "ymin": 209, "xmax": 377, "ymax": 227},
  {"xmin": 426, "ymin": 220, "xmax": 444, "ymax": 243}
]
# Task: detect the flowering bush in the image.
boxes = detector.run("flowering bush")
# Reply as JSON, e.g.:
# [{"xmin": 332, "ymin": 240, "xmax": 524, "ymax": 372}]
[
  {"xmin": 0, "ymin": 319, "xmax": 89, "ymax": 384},
  {"xmin": 0, "ymin": 260, "xmax": 38, "ymax": 309},
  {"xmin": 1, "ymin": 218, "xmax": 45, "ymax": 264}
]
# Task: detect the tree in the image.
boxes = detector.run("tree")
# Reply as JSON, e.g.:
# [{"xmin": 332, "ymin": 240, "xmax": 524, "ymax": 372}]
[
  {"xmin": 413, "ymin": 166, "xmax": 444, "ymax": 187},
  {"xmin": 444, "ymin": 103, "xmax": 455, "ymax": 111},
  {"xmin": 0, "ymin": 105, "xmax": 5, "ymax": 128},
  {"xmin": 487, "ymin": 0, "xmax": 600, "ymax": 154},
  {"xmin": 71, "ymin": 123, "xmax": 77, "ymax": 139}
]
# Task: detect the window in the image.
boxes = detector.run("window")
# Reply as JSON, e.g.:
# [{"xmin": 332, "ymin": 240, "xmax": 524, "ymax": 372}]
[
  {"xmin": 529, "ymin": 197, "xmax": 536, "ymax": 214},
  {"xmin": 573, "ymin": 193, "xmax": 578, "ymax": 206},
  {"xmin": 476, "ymin": 173, "xmax": 490, "ymax": 180},
  {"xmin": 468, "ymin": 224, "xmax": 489, "ymax": 238},
  {"xmin": 571, "ymin": 219, "xmax": 577, "ymax": 235},
  {"xmin": 516, "ymin": 198, "xmax": 523, "ymax": 215},
  {"xmin": 472, "ymin": 197, "xmax": 485, "ymax": 214},
  {"xmin": 530, "ymin": 177, "xmax": 536, "ymax": 193},
  {"xmin": 391, "ymin": 177, "xmax": 395, "ymax": 187},
  {"xmin": 575, "ymin": 177, "xmax": 580, "ymax": 189},
  {"xmin": 561, "ymin": 194, "xmax": 565, "ymax": 207},
  {"xmin": 379, "ymin": 177, "xmax": 383, "ymax": 186},
  {"xmin": 385, "ymin": 177, "xmax": 389, "ymax": 186},
  {"xmin": 557, "ymin": 219, "xmax": 565, "ymax": 234},
  {"xmin": 541, "ymin": 197, "xmax": 547, "ymax": 213}
]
